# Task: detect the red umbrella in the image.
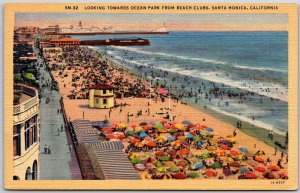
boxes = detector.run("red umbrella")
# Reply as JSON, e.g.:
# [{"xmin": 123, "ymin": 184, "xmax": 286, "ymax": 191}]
[
  {"xmin": 206, "ymin": 169, "xmax": 217, "ymax": 177},
  {"xmin": 245, "ymin": 172, "xmax": 257, "ymax": 179},
  {"xmin": 178, "ymin": 148, "xmax": 189, "ymax": 155},
  {"xmin": 102, "ymin": 127, "xmax": 112, "ymax": 132},
  {"xmin": 116, "ymin": 133, "xmax": 126, "ymax": 139},
  {"xmin": 160, "ymin": 120, "xmax": 167, "ymax": 124},
  {"xmin": 255, "ymin": 165, "xmax": 266, "ymax": 173},
  {"xmin": 174, "ymin": 172, "xmax": 186, "ymax": 179},
  {"xmin": 268, "ymin": 165, "xmax": 280, "ymax": 171},
  {"xmin": 255, "ymin": 156, "xmax": 265, "ymax": 163},
  {"xmin": 220, "ymin": 145, "xmax": 229, "ymax": 150},
  {"xmin": 187, "ymin": 124, "xmax": 195, "ymax": 129},
  {"xmin": 155, "ymin": 151, "xmax": 164, "ymax": 157},
  {"xmin": 144, "ymin": 125, "xmax": 153, "ymax": 131},
  {"xmin": 230, "ymin": 150, "xmax": 241, "ymax": 156},
  {"xmin": 230, "ymin": 161, "xmax": 240, "ymax": 167},
  {"xmin": 279, "ymin": 171, "xmax": 288, "ymax": 179},
  {"xmin": 157, "ymin": 88, "xmax": 169, "ymax": 95},
  {"xmin": 130, "ymin": 137, "xmax": 139, "ymax": 144},
  {"xmin": 147, "ymin": 142, "xmax": 157, "ymax": 147},
  {"xmin": 105, "ymin": 134, "xmax": 115, "ymax": 139}
]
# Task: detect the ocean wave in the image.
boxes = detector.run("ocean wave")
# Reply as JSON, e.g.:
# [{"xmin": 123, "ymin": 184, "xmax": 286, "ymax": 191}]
[
  {"xmin": 111, "ymin": 46, "xmax": 286, "ymax": 73},
  {"xmin": 209, "ymin": 106, "xmax": 286, "ymax": 135}
]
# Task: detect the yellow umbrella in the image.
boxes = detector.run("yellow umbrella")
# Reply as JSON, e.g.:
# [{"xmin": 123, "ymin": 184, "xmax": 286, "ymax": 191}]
[
  {"xmin": 129, "ymin": 153, "xmax": 139, "ymax": 160},
  {"xmin": 141, "ymin": 173, "xmax": 152, "ymax": 180},
  {"xmin": 175, "ymin": 124, "xmax": 186, "ymax": 131},
  {"xmin": 177, "ymin": 136, "xmax": 187, "ymax": 141},
  {"xmin": 119, "ymin": 123, "xmax": 127, "ymax": 129},
  {"xmin": 229, "ymin": 137, "xmax": 236, "ymax": 143},
  {"xmin": 135, "ymin": 126, "xmax": 144, "ymax": 132},
  {"xmin": 164, "ymin": 161, "xmax": 175, "ymax": 167},
  {"xmin": 224, "ymin": 157, "xmax": 234, "ymax": 163},
  {"xmin": 156, "ymin": 135, "xmax": 167, "ymax": 143}
]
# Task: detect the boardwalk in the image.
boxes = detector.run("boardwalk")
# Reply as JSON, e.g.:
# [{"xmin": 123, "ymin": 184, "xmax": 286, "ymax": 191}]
[{"xmin": 34, "ymin": 45, "xmax": 82, "ymax": 180}]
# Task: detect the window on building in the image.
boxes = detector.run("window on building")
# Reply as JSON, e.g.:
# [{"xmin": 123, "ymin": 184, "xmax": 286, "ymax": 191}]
[
  {"xmin": 33, "ymin": 116, "xmax": 37, "ymax": 143},
  {"xmin": 103, "ymin": 99, "xmax": 107, "ymax": 105},
  {"xmin": 109, "ymin": 89, "xmax": 113, "ymax": 93},
  {"xmin": 13, "ymin": 125, "xmax": 21, "ymax": 156},
  {"xmin": 95, "ymin": 98, "xmax": 99, "ymax": 104},
  {"xmin": 103, "ymin": 89, "xmax": 107, "ymax": 94},
  {"xmin": 25, "ymin": 120, "xmax": 30, "ymax": 150}
]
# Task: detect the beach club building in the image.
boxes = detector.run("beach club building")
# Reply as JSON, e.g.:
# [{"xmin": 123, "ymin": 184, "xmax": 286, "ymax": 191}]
[
  {"xmin": 50, "ymin": 37, "xmax": 80, "ymax": 47},
  {"xmin": 13, "ymin": 84, "xmax": 40, "ymax": 180},
  {"xmin": 89, "ymin": 84, "xmax": 115, "ymax": 109}
]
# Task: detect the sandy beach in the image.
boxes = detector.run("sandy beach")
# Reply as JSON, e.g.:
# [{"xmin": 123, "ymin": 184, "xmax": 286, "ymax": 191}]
[{"xmin": 46, "ymin": 46, "xmax": 288, "ymax": 180}]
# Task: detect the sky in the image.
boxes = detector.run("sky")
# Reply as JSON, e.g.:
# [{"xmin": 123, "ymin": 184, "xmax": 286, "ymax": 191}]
[{"xmin": 15, "ymin": 13, "xmax": 288, "ymax": 31}]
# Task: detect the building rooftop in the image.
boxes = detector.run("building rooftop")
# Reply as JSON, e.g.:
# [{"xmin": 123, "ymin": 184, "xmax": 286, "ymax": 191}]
[
  {"xmin": 89, "ymin": 84, "xmax": 115, "ymax": 90},
  {"xmin": 19, "ymin": 93, "xmax": 33, "ymax": 103},
  {"xmin": 50, "ymin": 37, "xmax": 80, "ymax": 42}
]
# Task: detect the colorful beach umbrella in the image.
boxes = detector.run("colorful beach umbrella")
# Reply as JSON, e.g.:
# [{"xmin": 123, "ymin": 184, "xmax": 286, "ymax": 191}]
[
  {"xmin": 146, "ymin": 142, "xmax": 157, "ymax": 147},
  {"xmin": 185, "ymin": 133, "xmax": 194, "ymax": 139},
  {"xmin": 178, "ymin": 148, "xmax": 189, "ymax": 155},
  {"xmin": 135, "ymin": 163, "xmax": 146, "ymax": 171},
  {"xmin": 268, "ymin": 165, "xmax": 280, "ymax": 171},
  {"xmin": 239, "ymin": 147, "xmax": 249, "ymax": 153},
  {"xmin": 239, "ymin": 167, "xmax": 251, "ymax": 174},
  {"xmin": 193, "ymin": 162, "xmax": 204, "ymax": 170},
  {"xmin": 205, "ymin": 169, "xmax": 217, "ymax": 177},
  {"xmin": 205, "ymin": 128, "xmax": 213, "ymax": 132},
  {"xmin": 255, "ymin": 156, "xmax": 265, "ymax": 163},
  {"xmin": 174, "ymin": 172, "xmax": 186, "ymax": 179},
  {"xmin": 255, "ymin": 165, "xmax": 266, "ymax": 173},
  {"xmin": 161, "ymin": 173, "xmax": 173, "ymax": 180},
  {"xmin": 182, "ymin": 120, "xmax": 191, "ymax": 125},
  {"xmin": 167, "ymin": 136, "xmax": 176, "ymax": 142},
  {"xmin": 141, "ymin": 172, "xmax": 152, "ymax": 180},
  {"xmin": 131, "ymin": 157, "xmax": 141, "ymax": 164},
  {"xmin": 188, "ymin": 172, "xmax": 200, "ymax": 179},
  {"xmin": 245, "ymin": 172, "xmax": 257, "ymax": 179}
]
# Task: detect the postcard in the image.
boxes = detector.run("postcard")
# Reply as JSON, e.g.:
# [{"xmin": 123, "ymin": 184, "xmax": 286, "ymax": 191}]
[{"xmin": 4, "ymin": 2, "xmax": 298, "ymax": 190}]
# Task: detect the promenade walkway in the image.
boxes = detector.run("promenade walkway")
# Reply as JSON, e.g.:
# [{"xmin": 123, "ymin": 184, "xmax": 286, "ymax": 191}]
[{"xmin": 34, "ymin": 45, "xmax": 82, "ymax": 180}]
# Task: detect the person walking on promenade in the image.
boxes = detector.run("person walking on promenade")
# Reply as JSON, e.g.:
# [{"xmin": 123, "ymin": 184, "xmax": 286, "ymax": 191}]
[
  {"xmin": 69, "ymin": 145, "xmax": 72, "ymax": 153},
  {"xmin": 61, "ymin": 124, "xmax": 64, "ymax": 132},
  {"xmin": 274, "ymin": 147, "xmax": 277, "ymax": 156},
  {"xmin": 44, "ymin": 144, "xmax": 48, "ymax": 154},
  {"xmin": 83, "ymin": 110, "xmax": 85, "ymax": 119},
  {"xmin": 48, "ymin": 145, "xmax": 51, "ymax": 154}
]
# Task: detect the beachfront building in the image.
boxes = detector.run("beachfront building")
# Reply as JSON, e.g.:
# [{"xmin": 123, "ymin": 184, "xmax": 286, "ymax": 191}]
[
  {"xmin": 42, "ymin": 47, "xmax": 63, "ymax": 57},
  {"xmin": 89, "ymin": 84, "xmax": 115, "ymax": 109},
  {"xmin": 13, "ymin": 84, "xmax": 40, "ymax": 180},
  {"xmin": 50, "ymin": 37, "xmax": 80, "ymax": 47}
]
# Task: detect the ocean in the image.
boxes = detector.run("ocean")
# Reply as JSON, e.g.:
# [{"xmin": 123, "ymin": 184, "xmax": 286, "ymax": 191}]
[{"xmin": 73, "ymin": 31, "xmax": 288, "ymax": 135}]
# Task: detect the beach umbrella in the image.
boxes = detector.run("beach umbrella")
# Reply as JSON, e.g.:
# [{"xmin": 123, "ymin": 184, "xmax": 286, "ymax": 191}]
[
  {"xmin": 143, "ymin": 152, "xmax": 153, "ymax": 158},
  {"xmin": 200, "ymin": 131, "xmax": 208, "ymax": 136},
  {"xmin": 177, "ymin": 136, "xmax": 187, "ymax": 141},
  {"xmin": 146, "ymin": 142, "xmax": 157, "ymax": 147},
  {"xmin": 135, "ymin": 163, "xmax": 146, "ymax": 171},
  {"xmin": 139, "ymin": 122, "xmax": 148, "ymax": 126},
  {"xmin": 141, "ymin": 172, "xmax": 152, "ymax": 180},
  {"xmin": 102, "ymin": 127, "xmax": 112, "ymax": 132},
  {"xmin": 119, "ymin": 123, "xmax": 127, "ymax": 129},
  {"xmin": 174, "ymin": 172, "xmax": 186, "ymax": 179},
  {"xmin": 160, "ymin": 119, "xmax": 167, "ymax": 124},
  {"xmin": 175, "ymin": 124, "xmax": 186, "ymax": 131},
  {"xmin": 163, "ymin": 123, "xmax": 171, "ymax": 129},
  {"xmin": 279, "ymin": 171, "xmax": 288, "ymax": 179},
  {"xmin": 105, "ymin": 134, "xmax": 115, "ymax": 139},
  {"xmin": 201, "ymin": 152, "xmax": 211, "ymax": 159},
  {"xmin": 135, "ymin": 126, "xmax": 144, "ymax": 132},
  {"xmin": 134, "ymin": 142, "xmax": 144, "ymax": 148},
  {"xmin": 161, "ymin": 173, "xmax": 173, "ymax": 180},
  {"xmin": 224, "ymin": 157, "xmax": 234, "ymax": 164},
  {"xmin": 235, "ymin": 155, "xmax": 246, "ymax": 160},
  {"xmin": 171, "ymin": 140, "xmax": 182, "ymax": 148},
  {"xmin": 207, "ymin": 146, "xmax": 217, "ymax": 151},
  {"xmin": 178, "ymin": 148, "xmax": 189, "ymax": 155},
  {"xmin": 268, "ymin": 165, "xmax": 280, "ymax": 171},
  {"xmin": 230, "ymin": 150, "xmax": 241, "ymax": 157},
  {"xmin": 130, "ymin": 124, "xmax": 137, "ymax": 129},
  {"xmin": 239, "ymin": 167, "xmax": 251, "ymax": 174},
  {"xmin": 168, "ymin": 165, "xmax": 179, "ymax": 172},
  {"xmin": 188, "ymin": 172, "xmax": 200, "ymax": 179},
  {"xmin": 167, "ymin": 149, "xmax": 177, "ymax": 156},
  {"xmin": 185, "ymin": 133, "xmax": 194, "ymax": 139},
  {"xmin": 156, "ymin": 167, "xmax": 167, "ymax": 173},
  {"xmin": 156, "ymin": 136, "xmax": 167, "ymax": 143},
  {"xmin": 129, "ymin": 137, "xmax": 139, "ymax": 144},
  {"xmin": 238, "ymin": 147, "xmax": 249, "ymax": 153},
  {"xmin": 155, "ymin": 123, "xmax": 164, "ymax": 130},
  {"xmin": 219, "ymin": 139, "xmax": 229, "ymax": 145},
  {"xmin": 139, "ymin": 131, "xmax": 148, "ymax": 139},
  {"xmin": 255, "ymin": 165, "xmax": 266, "ymax": 173},
  {"xmin": 167, "ymin": 136, "xmax": 176, "ymax": 142},
  {"xmin": 220, "ymin": 145, "xmax": 229, "ymax": 150},
  {"xmin": 164, "ymin": 161, "xmax": 175, "ymax": 167},
  {"xmin": 196, "ymin": 141, "xmax": 203, "ymax": 147},
  {"xmin": 129, "ymin": 153, "xmax": 139, "ymax": 159},
  {"xmin": 228, "ymin": 137, "xmax": 236, "ymax": 143},
  {"xmin": 229, "ymin": 161, "xmax": 240, "ymax": 167},
  {"xmin": 255, "ymin": 156, "xmax": 265, "ymax": 163},
  {"xmin": 131, "ymin": 157, "xmax": 141, "ymax": 164},
  {"xmin": 209, "ymin": 162, "xmax": 222, "ymax": 169},
  {"xmin": 193, "ymin": 136, "xmax": 201, "ymax": 142},
  {"xmin": 143, "ymin": 125, "xmax": 153, "ymax": 131},
  {"xmin": 193, "ymin": 162, "xmax": 204, "ymax": 170},
  {"xmin": 168, "ymin": 129, "xmax": 177, "ymax": 134},
  {"xmin": 126, "ymin": 130, "xmax": 135, "ymax": 136},
  {"xmin": 187, "ymin": 123, "xmax": 195, "ymax": 129},
  {"xmin": 214, "ymin": 150, "xmax": 226, "ymax": 157},
  {"xmin": 205, "ymin": 128, "xmax": 213, "ymax": 132},
  {"xmin": 154, "ymin": 161, "xmax": 164, "ymax": 167},
  {"xmin": 144, "ymin": 157, "xmax": 156, "ymax": 164},
  {"xmin": 159, "ymin": 155, "xmax": 170, "ymax": 161},
  {"xmin": 264, "ymin": 172, "xmax": 275, "ymax": 179},
  {"xmin": 205, "ymin": 169, "xmax": 217, "ymax": 177},
  {"xmin": 245, "ymin": 172, "xmax": 257, "ymax": 179},
  {"xmin": 145, "ymin": 163, "xmax": 156, "ymax": 170},
  {"xmin": 182, "ymin": 120, "xmax": 191, "ymax": 125},
  {"xmin": 157, "ymin": 88, "xmax": 169, "ymax": 95},
  {"xmin": 223, "ymin": 168, "xmax": 232, "ymax": 176},
  {"xmin": 177, "ymin": 160, "xmax": 187, "ymax": 167},
  {"xmin": 205, "ymin": 158, "xmax": 215, "ymax": 166},
  {"xmin": 155, "ymin": 151, "xmax": 165, "ymax": 157},
  {"xmin": 116, "ymin": 133, "xmax": 126, "ymax": 139}
]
